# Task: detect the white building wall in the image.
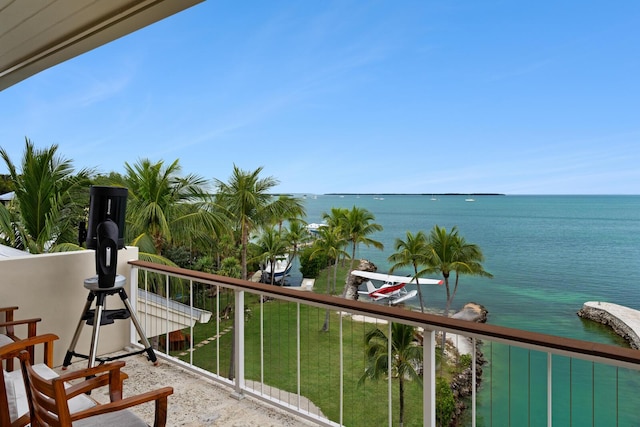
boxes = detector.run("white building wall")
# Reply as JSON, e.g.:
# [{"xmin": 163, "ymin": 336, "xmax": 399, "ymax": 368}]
[{"xmin": 0, "ymin": 247, "xmax": 139, "ymax": 366}]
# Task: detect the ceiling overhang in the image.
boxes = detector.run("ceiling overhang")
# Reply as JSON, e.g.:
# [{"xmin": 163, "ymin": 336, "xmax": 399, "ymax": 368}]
[{"xmin": 0, "ymin": 0, "xmax": 204, "ymax": 92}]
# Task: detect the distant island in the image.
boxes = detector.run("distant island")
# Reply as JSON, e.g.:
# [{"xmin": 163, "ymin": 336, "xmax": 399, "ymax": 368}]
[{"xmin": 323, "ymin": 193, "xmax": 506, "ymax": 196}]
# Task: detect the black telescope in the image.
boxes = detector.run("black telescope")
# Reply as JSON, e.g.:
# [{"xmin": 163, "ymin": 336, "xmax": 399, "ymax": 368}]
[
  {"xmin": 64, "ymin": 185, "xmax": 157, "ymax": 369},
  {"xmin": 85, "ymin": 186, "xmax": 128, "ymax": 288}
]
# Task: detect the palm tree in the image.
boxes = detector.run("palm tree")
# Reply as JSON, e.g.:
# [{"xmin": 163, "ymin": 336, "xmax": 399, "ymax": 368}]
[
  {"xmin": 310, "ymin": 225, "xmax": 349, "ymax": 331},
  {"xmin": 112, "ymin": 158, "xmax": 227, "ymax": 258},
  {"xmin": 321, "ymin": 207, "xmax": 349, "ymax": 264},
  {"xmin": 214, "ymin": 165, "xmax": 304, "ymax": 280},
  {"xmin": 420, "ymin": 225, "xmax": 492, "ymax": 315},
  {"xmin": 388, "ymin": 231, "xmax": 430, "ymax": 313},
  {"xmin": 254, "ymin": 226, "xmax": 288, "ymax": 285},
  {"xmin": 311, "ymin": 225, "xmax": 349, "ymax": 295},
  {"xmin": 282, "ymin": 219, "xmax": 311, "ymax": 280},
  {"xmin": 448, "ymin": 234, "xmax": 493, "ymax": 314},
  {"xmin": 267, "ymin": 194, "xmax": 306, "ymax": 232},
  {"xmin": 342, "ymin": 206, "xmax": 384, "ymax": 271},
  {"xmin": 0, "ymin": 139, "xmax": 92, "ymax": 253},
  {"xmin": 359, "ymin": 322, "xmax": 423, "ymax": 427},
  {"xmin": 214, "ymin": 165, "xmax": 304, "ymax": 380}
]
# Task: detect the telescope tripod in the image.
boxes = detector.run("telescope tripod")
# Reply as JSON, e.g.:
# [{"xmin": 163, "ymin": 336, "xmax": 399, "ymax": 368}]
[{"xmin": 63, "ymin": 275, "xmax": 157, "ymax": 369}]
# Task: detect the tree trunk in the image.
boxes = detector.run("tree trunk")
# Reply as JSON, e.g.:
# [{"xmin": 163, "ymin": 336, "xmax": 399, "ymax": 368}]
[
  {"xmin": 321, "ymin": 309, "xmax": 330, "ymax": 332},
  {"xmin": 413, "ymin": 266, "xmax": 425, "ymax": 313},
  {"xmin": 399, "ymin": 377, "xmax": 405, "ymax": 427},
  {"xmin": 241, "ymin": 225, "xmax": 248, "ymax": 280},
  {"xmin": 322, "ymin": 263, "xmax": 331, "ymax": 332}
]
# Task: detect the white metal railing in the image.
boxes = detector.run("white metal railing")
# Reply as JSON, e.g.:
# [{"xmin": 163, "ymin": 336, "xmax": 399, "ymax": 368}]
[{"xmin": 128, "ymin": 261, "xmax": 640, "ymax": 426}]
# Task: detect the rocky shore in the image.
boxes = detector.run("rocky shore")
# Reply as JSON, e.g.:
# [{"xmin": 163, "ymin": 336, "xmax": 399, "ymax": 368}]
[{"xmin": 577, "ymin": 301, "xmax": 640, "ymax": 349}]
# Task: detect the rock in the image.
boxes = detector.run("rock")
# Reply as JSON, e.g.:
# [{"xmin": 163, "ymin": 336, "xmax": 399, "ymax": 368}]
[
  {"xmin": 452, "ymin": 302, "xmax": 488, "ymax": 323},
  {"xmin": 342, "ymin": 259, "xmax": 377, "ymax": 300}
]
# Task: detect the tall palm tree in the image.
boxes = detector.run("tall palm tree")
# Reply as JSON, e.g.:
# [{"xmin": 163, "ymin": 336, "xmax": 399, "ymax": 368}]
[
  {"xmin": 214, "ymin": 165, "xmax": 304, "ymax": 280},
  {"xmin": 343, "ymin": 206, "xmax": 384, "ymax": 271},
  {"xmin": 311, "ymin": 225, "xmax": 349, "ymax": 295},
  {"xmin": 282, "ymin": 219, "xmax": 311, "ymax": 279},
  {"xmin": 0, "ymin": 139, "xmax": 91, "ymax": 253},
  {"xmin": 359, "ymin": 322, "xmax": 423, "ymax": 427},
  {"xmin": 253, "ymin": 226, "xmax": 288, "ymax": 285},
  {"xmin": 420, "ymin": 225, "xmax": 492, "ymax": 315},
  {"xmin": 112, "ymin": 158, "xmax": 227, "ymax": 259},
  {"xmin": 310, "ymin": 225, "xmax": 349, "ymax": 331},
  {"xmin": 214, "ymin": 165, "xmax": 303, "ymax": 380},
  {"xmin": 448, "ymin": 234, "xmax": 493, "ymax": 314},
  {"xmin": 388, "ymin": 231, "xmax": 430, "ymax": 313},
  {"xmin": 325, "ymin": 206, "xmax": 383, "ymax": 297},
  {"xmin": 267, "ymin": 194, "xmax": 306, "ymax": 232},
  {"xmin": 321, "ymin": 207, "xmax": 349, "ymax": 265}
]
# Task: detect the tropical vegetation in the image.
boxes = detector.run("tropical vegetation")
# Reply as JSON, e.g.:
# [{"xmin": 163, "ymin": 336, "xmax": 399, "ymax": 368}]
[
  {"xmin": 359, "ymin": 322, "xmax": 423, "ymax": 427},
  {"xmin": 107, "ymin": 158, "xmax": 228, "ymax": 265},
  {"xmin": 0, "ymin": 139, "xmax": 91, "ymax": 253},
  {"xmin": 0, "ymin": 141, "xmax": 489, "ymax": 425},
  {"xmin": 213, "ymin": 164, "xmax": 305, "ymax": 281},
  {"xmin": 315, "ymin": 206, "xmax": 384, "ymax": 298},
  {"xmin": 420, "ymin": 225, "xmax": 493, "ymax": 315},
  {"xmin": 388, "ymin": 231, "xmax": 431, "ymax": 313}
]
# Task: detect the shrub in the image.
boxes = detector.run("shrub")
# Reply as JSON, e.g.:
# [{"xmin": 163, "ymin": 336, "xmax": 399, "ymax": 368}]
[
  {"xmin": 299, "ymin": 246, "xmax": 326, "ymax": 278},
  {"xmin": 436, "ymin": 377, "xmax": 455, "ymax": 427},
  {"xmin": 458, "ymin": 353, "xmax": 472, "ymax": 370}
]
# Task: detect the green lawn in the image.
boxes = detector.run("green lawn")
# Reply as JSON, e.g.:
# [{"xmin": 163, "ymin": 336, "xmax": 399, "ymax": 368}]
[{"xmin": 171, "ymin": 266, "xmax": 458, "ymax": 426}]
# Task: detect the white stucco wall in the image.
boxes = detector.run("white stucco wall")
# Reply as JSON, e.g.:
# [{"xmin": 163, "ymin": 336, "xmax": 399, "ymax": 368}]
[{"xmin": 0, "ymin": 247, "xmax": 139, "ymax": 366}]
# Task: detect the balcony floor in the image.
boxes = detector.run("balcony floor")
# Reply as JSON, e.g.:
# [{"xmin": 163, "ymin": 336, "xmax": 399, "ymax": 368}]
[{"xmin": 57, "ymin": 350, "xmax": 317, "ymax": 426}]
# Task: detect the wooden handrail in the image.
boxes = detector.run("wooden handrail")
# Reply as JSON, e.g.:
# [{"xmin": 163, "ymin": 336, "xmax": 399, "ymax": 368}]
[{"xmin": 129, "ymin": 259, "xmax": 640, "ymax": 369}]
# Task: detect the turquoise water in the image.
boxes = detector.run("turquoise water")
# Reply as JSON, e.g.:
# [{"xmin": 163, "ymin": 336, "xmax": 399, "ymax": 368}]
[{"xmin": 301, "ymin": 194, "xmax": 640, "ymax": 426}]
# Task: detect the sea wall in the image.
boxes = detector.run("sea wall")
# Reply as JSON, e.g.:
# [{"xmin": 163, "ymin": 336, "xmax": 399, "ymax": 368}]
[{"xmin": 577, "ymin": 301, "xmax": 640, "ymax": 349}]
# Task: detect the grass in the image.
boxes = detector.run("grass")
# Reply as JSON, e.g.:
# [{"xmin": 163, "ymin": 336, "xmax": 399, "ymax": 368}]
[{"xmin": 170, "ymin": 264, "xmax": 462, "ymax": 426}]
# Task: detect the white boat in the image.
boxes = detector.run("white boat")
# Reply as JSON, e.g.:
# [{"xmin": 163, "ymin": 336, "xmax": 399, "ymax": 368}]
[
  {"xmin": 262, "ymin": 254, "xmax": 292, "ymax": 284},
  {"xmin": 306, "ymin": 223, "xmax": 327, "ymax": 235},
  {"xmin": 465, "ymin": 198, "xmax": 475, "ymax": 202}
]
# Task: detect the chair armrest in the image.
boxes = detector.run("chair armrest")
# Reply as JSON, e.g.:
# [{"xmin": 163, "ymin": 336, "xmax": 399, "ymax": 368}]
[
  {"xmin": 0, "ymin": 317, "xmax": 41, "ymax": 332},
  {"xmin": 57, "ymin": 361, "xmax": 130, "ymax": 402},
  {"xmin": 0, "ymin": 318, "xmax": 42, "ymax": 328},
  {"xmin": 69, "ymin": 387, "xmax": 174, "ymax": 426},
  {"xmin": 0, "ymin": 333, "xmax": 58, "ymax": 366},
  {"xmin": 1, "ymin": 331, "xmax": 54, "ymax": 373},
  {"xmin": 55, "ymin": 360, "xmax": 126, "ymax": 383},
  {"xmin": 64, "ymin": 371, "xmax": 129, "ymax": 401},
  {"xmin": 0, "ymin": 317, "xmax": 41, "ymax": 344}
]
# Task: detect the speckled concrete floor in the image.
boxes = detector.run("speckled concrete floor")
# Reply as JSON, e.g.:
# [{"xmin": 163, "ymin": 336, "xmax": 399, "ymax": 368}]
[{"xmin": 57, "ymin": 351, "xmax": 319, "ymax": 427}]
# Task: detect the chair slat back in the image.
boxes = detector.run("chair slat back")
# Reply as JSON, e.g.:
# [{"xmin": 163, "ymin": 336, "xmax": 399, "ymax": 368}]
[
  {"xmin": 19, "ymin": 352, "xmax": 76, "ymax": 427},
  {"xmin": 1, "ymin": 334, "xmax": 58, "ymax": 427}
]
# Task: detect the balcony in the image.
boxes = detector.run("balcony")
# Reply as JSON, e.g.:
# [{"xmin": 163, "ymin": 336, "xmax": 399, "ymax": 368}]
[{"xmin": 2, "ymin": 249, "xmax": 640, "ymax": 426}]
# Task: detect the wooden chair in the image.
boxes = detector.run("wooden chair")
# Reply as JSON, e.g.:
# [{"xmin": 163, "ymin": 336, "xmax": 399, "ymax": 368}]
[
  {"xmin": 1, "ymin": 334, "xmax": 72, "ymax": 427},
  {"xmin": 18, "ymin": 349, "xmax": 173, "ymax": 427},
  {"xmin": 0, "ymin": 307, "xmax": 41, "ymax": 371}
]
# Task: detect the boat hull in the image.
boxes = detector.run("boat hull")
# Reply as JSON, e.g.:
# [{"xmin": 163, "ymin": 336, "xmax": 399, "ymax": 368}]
[{"xmin": 262, "ymin": 256, "xmax": 292, "ymax": 284}]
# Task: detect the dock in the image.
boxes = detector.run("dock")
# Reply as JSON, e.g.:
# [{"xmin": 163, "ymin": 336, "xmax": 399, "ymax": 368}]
[{"xmin": 577, "ymin": 301, "xmax": 640, "ymax": 349}]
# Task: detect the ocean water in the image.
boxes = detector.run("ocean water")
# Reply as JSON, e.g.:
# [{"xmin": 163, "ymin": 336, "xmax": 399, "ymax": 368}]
[{"xmin": 300, "ymin": 194, "xmax": 640, "ymax": 426}]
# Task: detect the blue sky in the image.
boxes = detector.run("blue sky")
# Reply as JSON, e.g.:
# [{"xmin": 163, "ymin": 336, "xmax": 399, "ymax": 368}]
[{"xmin": 1, "ymin": 1, "xmax": 639, "ymax": 195}]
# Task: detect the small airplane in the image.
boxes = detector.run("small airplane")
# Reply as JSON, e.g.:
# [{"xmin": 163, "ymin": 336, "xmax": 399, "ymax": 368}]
[{"xmin": 351, "ymin": 270, "xmax": 443, "ymax": 305}]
